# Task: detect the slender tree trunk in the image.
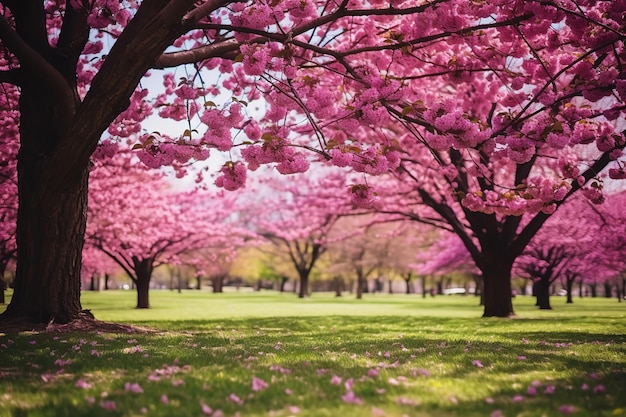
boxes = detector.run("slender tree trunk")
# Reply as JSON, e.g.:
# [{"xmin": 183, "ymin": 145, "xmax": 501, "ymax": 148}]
[
  {"xmin": 279, "ymin": 276, "xmax": 289, "ymax": 292},
  {"xmin": 421, "ymin": 276, "xmax": 427, "ymax": 298},
  {"xmin": 134, "ymin": 258, "xmax": 153, "ymax": 309},
  {"xmin": 578, "ymin": 279, "xmax": 583, "ymax": 298},
  {"xmin": 481, "ymin": 254, "xmax": 514, "ymax": 317},
  {"xmin": 590, "ymin": 284, "xmax": 597, "ymax": 297},
  {"xmin": 0, "ymin": 277, "xmax": 5, "ymax": 305},
  {"xmin": 603, "ymin": 282, "xmax": 612, "ymax": 298},
  {"xmin": 356, "ymin": 271, "xmax": 365, "ymax": 300},
  {"xmin": 333, "ymin": 276, "xmax": 342, "ymax": 297},
  {"xmin": 105, "ymin": 273, "xmax": 110, "ymax": 290},
  {"xmin": 196, "ymin": 276, "xmax": 202, "ymax": 290},
  {"xmin": 565, "ymin": 278, "xmax": 574, "ymax": 304}
]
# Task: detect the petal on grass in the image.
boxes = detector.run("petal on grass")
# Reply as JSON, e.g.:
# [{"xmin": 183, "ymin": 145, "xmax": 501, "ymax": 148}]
[{"xmin": 251, "ymin": 376, "xmax": 269, "ymax": 392}]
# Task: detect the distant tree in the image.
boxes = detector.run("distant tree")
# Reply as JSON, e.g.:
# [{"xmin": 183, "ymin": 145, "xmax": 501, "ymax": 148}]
[
  {"xmin": 86, "ymin": 146, "xmax": 243, "ymax": 308},
  {"xmin": 247, "ymin": 170, "xmax": 352, "ymax": 298}
]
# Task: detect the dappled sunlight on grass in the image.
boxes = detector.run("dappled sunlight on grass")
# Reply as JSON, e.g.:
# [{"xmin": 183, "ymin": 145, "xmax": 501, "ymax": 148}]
[{"xmin": 0, "ymin": 291, "xmax": 625, "ymax": 416}]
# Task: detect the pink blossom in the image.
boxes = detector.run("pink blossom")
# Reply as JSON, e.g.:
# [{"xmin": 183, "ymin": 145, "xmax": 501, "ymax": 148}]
[
  {"xmin": 287, "ymin": 405, "xmax": 300, "ymax": 414},
  {"xmin": 251, "ymin": 376, "xmax": 269, "ymax": 391},
  {"xmin": 161, "ymin": 395, "xmax": 169, "ymax": 404},
  {"xmin": 545, "ymin": 385, "xmax": 556, "ymax": 394},
  {"xmin": 228, "ymin": 393, "xmax": 243, "ymax": 405},
  {"xmin": 330, "ymin": 375, "xmax": 342, "ymax": 385},
  {"xmin": 558, "ymin": 405, "xmax": 576, "ymax": 414},
  {"xmin": 75, "ymin": 379, "xmax": 92, "ymax": 389},
  {"xmin": 593, "ymin": 384, "xmax": 605, "ymax": 393},
  {"xmin": 100, "ymin": 400, "xmax": 116, "ymax": 410},
  {"xmin": 201, "ymin": 402, "xmax": 212, "ymax": 415},
  {"xmin": 124, "ymin": 382, "xmax": 144, "ymax": 393},
  {"xmin": 341, "ymin": 391, "xmax": 363, "ymax": 405},
  {"xmin": 472, "ymin": 359, "xmax": 484, "ymax": 368}
]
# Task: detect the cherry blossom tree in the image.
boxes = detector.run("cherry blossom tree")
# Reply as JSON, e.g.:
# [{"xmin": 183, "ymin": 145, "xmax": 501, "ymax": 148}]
[
  {"xmin": 247, "ymin": 170, "xmax": 352, "ymax": 298},
  {"xmin": 86, "ymin": 146, "xmax": 243, "ymax": 308},
  {"xmin": 0, "ymin": 0, "xmax": 624, "ymax": 325}
]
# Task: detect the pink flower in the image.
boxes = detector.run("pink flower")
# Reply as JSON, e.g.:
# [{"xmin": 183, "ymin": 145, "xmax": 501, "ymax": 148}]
[
  {"xmin": 545, "ymin": 385, "xmax": 556, "ymax": 394},
  {"xmin": 200, "ymin": 402, "xmax": 212, "ymax": 415},
  {"xmin": 517, "ymin": 355, "xmax": 526, "ymax": 360},
  {"xmin": 161, "ymin": 395, "xmax": 169, "ymax": 404},
  {"xmin": 75, "ymin": 379, "xmax": 92, "ymax": 389},
  {"xmin": 472, "ymin": 360, "xmax": 484, "ymax": 368},
  {"xmin": 251, "ymin": 376, "xmax": 269, "ymax": 392},
  {"xmin": 512, "ymin": 395, "xmax": 524, "ymax": 402},
  {"xmin": 341, "ymin": 391, "xmax": 363, "ymax": 405},
  {"xmin": 527, "ymin": 386, "xmax": 537, "ymax": 396},
  {"xmin": 100, "ymin": 400, "xmax": 116, "ymax": 410},
  {"xmin": 330, "ymin": 375, "xmax": 342, "ymax": 385},
  {"xmin": 593, "ymin": 384, "xmax": 605, "ymax": 394},
  {"xmin": 228, "ymin": 393, "xmax": 243, "ymax": 405},
  {"xmin": 558, "ymin": 405, "xmax": 576, "ymax": 414},
  {"xmin": 287, "ymin": 405, "xmax": 300, "ymax": 414},
  {"xmin": 367, "ymin": 369, "xmax": 379, "ymax": 378},
  {"xmin": 124, "ymin": 382, "xmax": 144, "ymax": 393}
]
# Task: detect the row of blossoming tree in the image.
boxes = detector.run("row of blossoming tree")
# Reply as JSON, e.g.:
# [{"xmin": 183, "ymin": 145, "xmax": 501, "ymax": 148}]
[{"xmin": 0, "ymin": 0, "xmax": 624, "ymax": 327}]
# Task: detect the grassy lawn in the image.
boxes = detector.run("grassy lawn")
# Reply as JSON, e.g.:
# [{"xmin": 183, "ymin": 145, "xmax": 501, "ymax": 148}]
[{"xmin": 0, "ymin": 290, "xmax": 625, "ymax": 417}]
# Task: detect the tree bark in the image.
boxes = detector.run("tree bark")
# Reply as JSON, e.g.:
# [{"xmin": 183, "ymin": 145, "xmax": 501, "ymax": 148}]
[
  {"xmin": 3, "ymin": 162, "xmax": 89, "ymax": 324},
  {"xmin": 298, "ymin": 272, "xmax": 309, "ymax": 298},
  {"xmin": 211, "ymin": 275, "xmax": 224, "ymax": 293},
  {"xmin": 133, "ymin": 258, "xmax": 153, "ymax": 309},
  {"xmin": 534, "ymin": 278, "xmax": 552, "ymax": 309},
  {"xmin": 480, "ymin": 253, "xmax": 514, "ymax": 317}
]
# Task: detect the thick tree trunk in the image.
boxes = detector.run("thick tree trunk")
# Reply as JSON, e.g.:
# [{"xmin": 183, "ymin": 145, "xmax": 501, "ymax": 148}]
[
  {"xmin": 2, "ymin": 163, "xmax": 89, "ymax": 324},
  {"xmin": 211, "ymin": 275, "xmax": 224, "ymax": 293},
  {"xmin": 196, "ymin": 276, "xmax": 202, "ymax": 290},
  {"xmin": 603, "ymin": 282, "xmax": 612, "ymax": 298},
  {"xmin": 589, "ymin": 284, "xmax": 597, "ymax": 297},
  {"xmin": 481, "ymin": 255, "xmax": 514, "ymax": 317},
  {"xmin": 134, "ymin": 258, "xmax": 153, "ymax": 309},
  {"xmin": 534, "ymin": 278, "xmax": 552, "ymax": 309}
]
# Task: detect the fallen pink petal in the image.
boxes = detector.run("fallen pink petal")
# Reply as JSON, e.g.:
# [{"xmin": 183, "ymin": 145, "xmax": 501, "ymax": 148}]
[{"xmin": 251, "ymin": 376, "xmax": 269, "ymax": 391}]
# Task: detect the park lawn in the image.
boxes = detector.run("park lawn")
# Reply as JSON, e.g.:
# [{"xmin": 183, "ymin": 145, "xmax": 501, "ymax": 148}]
[{"xmin": 0, "ymin": 291, "xmax": 624, "ymax": 417}]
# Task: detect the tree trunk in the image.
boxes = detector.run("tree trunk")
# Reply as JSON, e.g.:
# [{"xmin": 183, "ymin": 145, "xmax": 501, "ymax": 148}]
[
  {"xmin": 356, "ymin": 271, "xmax": 365, "ymax": 300},
  {"xmin": 105, "ymin": 273, "xmax": 110, "ymax": 290},
  {"xmin": 534, "ymin": 278, "xmax": 552, "ymax": 309},
  {"xmin": 589, "ymin": 284, "xmax": 597, "ymax": 297},
  {"xmin": 298, "ymin": 271, "xmax": 309, "ymax": 298},
  {"xmin": 0, "ymin": 277, "xmax": 5, "ymax": 305},
  {"xmin": 421, "ymin": 276, "xmax": 427, "ymax": 298},
  {"xmin": 211, "ymin": 275, "xmax": 224, "ymax": 293},
  {"xmin": 603, "ymin": 282, "xmax": 612, "ymax": 298},
  {"xmin": 2, "ymin": 162, "xmax": 89, "ymax": 324},
  {"xmin": 279, "ymin": 276, "xmax": 289, "ymax": 292},
  {"xmin": 134, "ymin": 258, "xmax": 153, "ymax": 309},
  {"xmin": 333, "ymin": 276, "xmax": 343, "ymax": 297},
  {"xmin": 565, "ymin": 278, "xmax": 574, "ymax": 304},
  {"xmin": 481, "ymin": 255, "xmax": 514, "ymax": 317}
]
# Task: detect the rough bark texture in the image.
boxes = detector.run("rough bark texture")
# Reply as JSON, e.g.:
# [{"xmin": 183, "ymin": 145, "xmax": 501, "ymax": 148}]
[{"xmin": 480, "ymin": 248, "xmax": 514, "ymax": 317}]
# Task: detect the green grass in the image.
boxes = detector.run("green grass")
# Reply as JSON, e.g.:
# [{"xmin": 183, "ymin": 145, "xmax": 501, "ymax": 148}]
[{"xmin": 1, "ymin": 290, "xmax": 625, "ymax": 417}]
